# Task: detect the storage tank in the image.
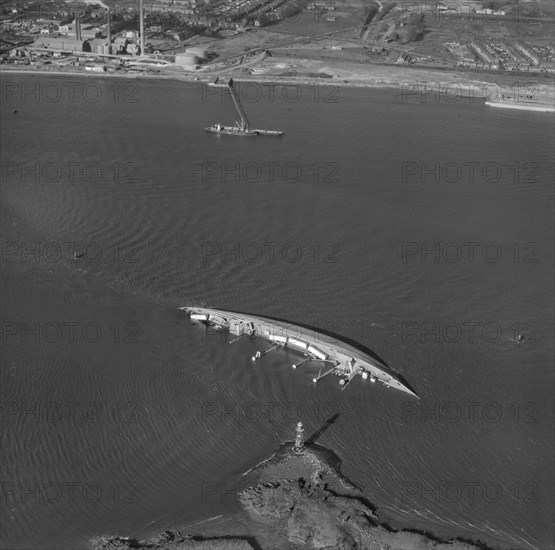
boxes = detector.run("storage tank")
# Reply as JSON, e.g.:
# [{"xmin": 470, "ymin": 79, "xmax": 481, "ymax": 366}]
[
  {"xmin": 175, "ymin": 52, "xmax": 198, "ymax": 67},
  {"xmin": 96, "ymin": 44, "xmax": 103, "ymax": 54},
  {"xmin": 186, "ymin": 47, "xmax": 207, "ymax": 60},
  {"xmin": 103, "ymin": 45, "xmax": 111, "ymax": 55}
]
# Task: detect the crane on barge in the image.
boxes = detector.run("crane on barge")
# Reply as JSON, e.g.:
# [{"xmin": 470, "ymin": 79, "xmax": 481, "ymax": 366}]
[{"xmin": 205, "ymin": 78, "xmax": 284, "ymax": 137}]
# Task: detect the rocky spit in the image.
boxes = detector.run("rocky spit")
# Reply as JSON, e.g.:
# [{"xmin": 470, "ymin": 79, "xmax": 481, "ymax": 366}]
[{"xmin": 90, "ymin": 442, "xmax": 497, "ymax": 550}]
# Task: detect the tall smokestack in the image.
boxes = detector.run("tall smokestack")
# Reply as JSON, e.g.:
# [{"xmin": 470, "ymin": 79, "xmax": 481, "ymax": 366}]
[
  {"xmin": 75, "ymin": 15, "xmax": 81, "ymax": 41},
  {"xmin": 107, "ymin": 8, "xmax": 111, "ymax": 52},
  {"xmin": 139, "ymin": 0, "xmax": 145, "ymax": 56}
]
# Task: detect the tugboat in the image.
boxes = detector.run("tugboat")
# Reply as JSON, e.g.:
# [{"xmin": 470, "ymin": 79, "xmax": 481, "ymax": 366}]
[{"xmin": 205, "ymin": 78, "xmax": 284, "ymax": 137}]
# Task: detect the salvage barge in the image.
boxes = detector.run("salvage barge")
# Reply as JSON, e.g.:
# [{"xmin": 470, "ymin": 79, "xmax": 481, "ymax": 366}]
[
  {"xmin": 205, "ymin": 78, "xmax": 284, "ymax": 137},
  {"xmin": 180, "ymin": 306, "xmax": 419, "ymax": 398}
]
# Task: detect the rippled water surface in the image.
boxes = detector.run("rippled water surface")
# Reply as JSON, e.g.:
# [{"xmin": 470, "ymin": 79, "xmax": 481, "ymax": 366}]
[{"xmin": 1, "ymin": 75, "xmax": 554, "ymax": 550}]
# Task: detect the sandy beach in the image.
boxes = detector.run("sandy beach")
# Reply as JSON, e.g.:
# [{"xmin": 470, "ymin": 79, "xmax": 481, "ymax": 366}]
[{"xmin": 2, "ymin": 58, "xmax": 554, "ymax": 105}]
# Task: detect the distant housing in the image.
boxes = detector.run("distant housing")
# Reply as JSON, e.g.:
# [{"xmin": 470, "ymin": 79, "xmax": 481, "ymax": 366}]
[
  {"xmin": 475, "ymin": 8, "xmax": 505, "ymax": 15},
  {"xmin": 396, "ymin": 51, "xmax": 413, "ymax": 64},
  {"xmin": 85, "ymin": 64, "xmax": 106, "ymax": 72},
  {"xmin": 514, "ymin": 42, "xmax": 540, "ymax": 65},
  {"xmin": 469, "ymin": 41, "xmax": 498, "ymax": 68}
]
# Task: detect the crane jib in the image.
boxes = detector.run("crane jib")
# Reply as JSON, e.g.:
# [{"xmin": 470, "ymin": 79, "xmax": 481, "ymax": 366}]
[{"xmin": 227, "ymin": 83, "xmax": 249, "ymax": 130}]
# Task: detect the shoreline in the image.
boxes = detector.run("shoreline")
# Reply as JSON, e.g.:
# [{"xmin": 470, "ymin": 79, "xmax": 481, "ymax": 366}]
[
  {"xmin": 2, "ymin": 62, "xmax": 554, "ymax": 108},
  {"xmin": 484, "ymin": 99, "xmax": 555, "ymax": 112},
  {"xmin": 90, "ymin": 441, "xmax": 503, "ymax": 550}
]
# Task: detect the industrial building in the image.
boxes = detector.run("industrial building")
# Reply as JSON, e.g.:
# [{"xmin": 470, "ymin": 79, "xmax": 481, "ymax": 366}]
[
  {"xmin": 32, "ymin": 12, "xmax": 116, "ymax": 55},
  {"xmin": 88, "ymin": 38, "xmax": 111, "ymax": 55},
  {"xmin": 34, "ymin": 36, "xmax": 89, "ymax": 52}
]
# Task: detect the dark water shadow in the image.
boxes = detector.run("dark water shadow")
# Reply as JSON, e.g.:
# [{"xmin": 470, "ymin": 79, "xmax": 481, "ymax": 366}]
[{"xmin": 305, "ymin": 412, "xmax": 340, "ymax": 446}]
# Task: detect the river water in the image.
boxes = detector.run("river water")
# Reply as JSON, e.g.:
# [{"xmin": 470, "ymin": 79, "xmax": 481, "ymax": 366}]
[{"xmin": 1, "ymin": 74, "xmax": 553, "ymax": 550}]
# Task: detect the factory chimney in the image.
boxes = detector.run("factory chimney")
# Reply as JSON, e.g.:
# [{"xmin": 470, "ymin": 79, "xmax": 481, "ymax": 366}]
[
  {"xmin": 74, "ymin": 15, "xmax": 81, "ymax": 41},
  {"xmin": 139, "ymin": 0, "xmax": 145, "ymax": 56},
  {"xmin": 106, "ymin": 8, "xmax": 111, "ymax": 53}
]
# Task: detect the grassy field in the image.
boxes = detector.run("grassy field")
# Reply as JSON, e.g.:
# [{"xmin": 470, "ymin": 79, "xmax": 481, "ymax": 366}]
[{"xmin": 266, "ymin": 9, "xmax": 362, "ymax": 37}]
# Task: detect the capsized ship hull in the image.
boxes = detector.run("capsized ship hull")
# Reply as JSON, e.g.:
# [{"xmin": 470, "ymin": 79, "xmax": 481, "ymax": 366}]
[{"xmin": 180, "ymin": 306, "xmax": 419, "ymax": 398}]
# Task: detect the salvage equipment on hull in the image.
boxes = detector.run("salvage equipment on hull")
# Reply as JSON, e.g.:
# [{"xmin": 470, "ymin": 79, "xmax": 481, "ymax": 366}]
[{"xmin": 181, "ymin": 306, "xmax": 419, "ymax": 398}]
